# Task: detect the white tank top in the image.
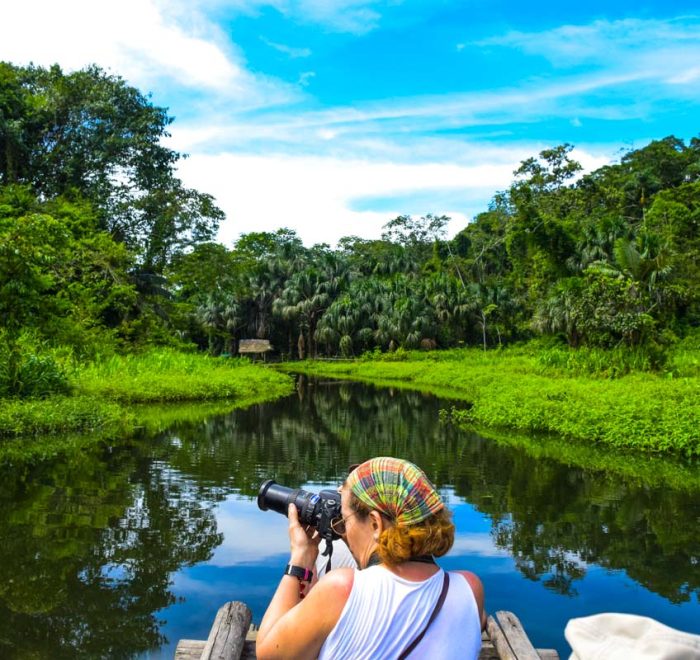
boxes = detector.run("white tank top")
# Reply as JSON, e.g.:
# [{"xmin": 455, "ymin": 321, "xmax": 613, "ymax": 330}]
[{"xmin": 318, "ymin": 565, "xmax": 482, "ymax": 660}]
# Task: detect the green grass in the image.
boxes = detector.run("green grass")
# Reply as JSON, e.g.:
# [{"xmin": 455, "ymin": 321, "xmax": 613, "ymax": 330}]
[
  {"xmin": 76, "ymin": 351, "xmax": 293, "ymax": 403},
  {"xmin": 280, "ymin": 345, "xmax": 700, "ymax": 457},
  {"xmin": 0, "ymin": 350, "xmax": 294, "ymax": 439},
  {"xmin": 0, "ymin": 395, "xmax": 131, "ymax": 437}
]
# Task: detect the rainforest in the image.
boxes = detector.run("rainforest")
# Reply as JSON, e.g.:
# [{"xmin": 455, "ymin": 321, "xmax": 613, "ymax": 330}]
[{"xmin": 1, "ymin": 62, "xmax": 698, "ymax": 455}]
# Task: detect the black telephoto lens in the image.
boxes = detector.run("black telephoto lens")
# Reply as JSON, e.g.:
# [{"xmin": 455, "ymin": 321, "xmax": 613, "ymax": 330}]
[
  {"xmin": 257, "ymin": 480, "xmax": 293, "ymax": 515},
  {"xmin": 257, "ymin": 479, "xmax": 320, "ymax": 525}
]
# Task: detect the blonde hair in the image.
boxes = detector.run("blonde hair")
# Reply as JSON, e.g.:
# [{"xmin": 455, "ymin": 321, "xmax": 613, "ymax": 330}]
[{"xmin": 349, "ymin": 492, "xmax": 455, "ymax": 566}]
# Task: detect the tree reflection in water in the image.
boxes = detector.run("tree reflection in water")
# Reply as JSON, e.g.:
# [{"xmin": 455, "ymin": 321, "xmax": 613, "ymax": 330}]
[
  {"xmin": 0, "ymin": 377, "xmax": 698, "ymax": 657},
  {"xmin": 0, "ymin": 438, "xmax": 222, "ymax": 659}
]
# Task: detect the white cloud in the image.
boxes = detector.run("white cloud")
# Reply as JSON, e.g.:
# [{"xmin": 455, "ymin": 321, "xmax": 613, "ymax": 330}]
[
  {"xmin": 175, "ymin": 148, "xmax": 609, "ymax": 248},
  {"xmin": 207, "ymin": 498, "xmax": 291, "ymax": 565},
  {"xmin": 0, "ymin": 0, "xmax": 299, "ymax": 109},
  {"xmin": 667, "ymin": 66, "xmax": 700, "ymax": 84}
]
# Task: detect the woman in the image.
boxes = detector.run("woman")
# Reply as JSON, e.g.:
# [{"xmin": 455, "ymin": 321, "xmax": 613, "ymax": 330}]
[{"xmin": 256, "ymin": 457, "xmax": 486, "ymax": 659}]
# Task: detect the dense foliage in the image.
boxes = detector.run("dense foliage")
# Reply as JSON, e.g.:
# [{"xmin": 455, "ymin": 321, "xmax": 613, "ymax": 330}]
[
  {"xmin": 166, "ymin": 140, "xmax": 699, "ymax": 362},
  {"xmin": 1, "ymin": 61, "xmax": 699, "ymax": 400},
  {"xmin": 0, "ymin": 350, "xmax": 293, "ymax": 436}
]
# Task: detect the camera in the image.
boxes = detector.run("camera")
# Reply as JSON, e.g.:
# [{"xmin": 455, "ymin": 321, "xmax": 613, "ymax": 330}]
[{"xmin": 258, "ymin": 479, "xmax": 342, "ymax": 542}]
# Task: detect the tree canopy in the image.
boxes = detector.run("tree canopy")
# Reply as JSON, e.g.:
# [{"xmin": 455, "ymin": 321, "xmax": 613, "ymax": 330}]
[{"xmin": 0, "ymin": 62, "xmax": 223, "ymax": 272}]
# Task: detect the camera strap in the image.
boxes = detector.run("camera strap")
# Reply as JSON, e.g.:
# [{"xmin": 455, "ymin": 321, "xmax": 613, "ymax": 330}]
[
  {"xmin": 321, "ymin": 538, "xmax": 333, "ymax": 572},
  {"xmin": 397, "ymin": 570, "xmax": 449, "ymax": 659}
]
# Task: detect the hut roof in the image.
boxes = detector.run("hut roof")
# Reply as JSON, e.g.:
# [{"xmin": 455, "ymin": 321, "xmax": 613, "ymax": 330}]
[{"xmin": 238, "ymin": 339, "xmax": 272, "ymax": 353}]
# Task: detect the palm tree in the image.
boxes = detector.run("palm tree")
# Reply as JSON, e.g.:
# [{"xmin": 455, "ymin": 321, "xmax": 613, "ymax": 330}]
[
  {"xmin": 196, "ymin": 295, "xmax": 223, "ymax": 353},
  {"xmin": 221, "ymin": 296, "xmax": 243, "ymax": 354}
]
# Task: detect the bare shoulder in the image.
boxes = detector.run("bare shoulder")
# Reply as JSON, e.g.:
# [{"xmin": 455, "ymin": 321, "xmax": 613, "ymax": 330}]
[
  {"xmin": 303, "ymin": 567, "xmax": 355, "ymax": 633},
  {"xmin": 454, "ymin": 570, "xmax": 484, "ymax": 598},
  {"xmin": 453, "ymin": 570, "xmax": 486, "ymax": 630},
  {"xmin": 314, "ymin": 566, "xmax": 354, "ymax": 599}
]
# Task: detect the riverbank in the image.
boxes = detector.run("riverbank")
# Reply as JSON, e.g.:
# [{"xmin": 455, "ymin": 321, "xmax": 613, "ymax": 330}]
[
  {"xmin": 279, "ymin": 346, "xmax": 700, "ymax": 456},
  {"xmin": 0, "ymin": 350, "xmax": 294, "ymax": 438}
]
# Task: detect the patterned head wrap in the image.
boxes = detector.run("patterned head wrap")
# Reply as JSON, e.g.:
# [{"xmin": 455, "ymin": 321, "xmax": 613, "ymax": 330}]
[{"xmin": 346, "ymin": 457, "xmax": 444, "ymax": 526}]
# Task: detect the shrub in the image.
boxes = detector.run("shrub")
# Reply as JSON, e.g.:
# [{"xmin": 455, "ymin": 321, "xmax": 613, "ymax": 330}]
[{"xmin": 0, "ymin": 339, "xmax": 71, "ymax": 398}]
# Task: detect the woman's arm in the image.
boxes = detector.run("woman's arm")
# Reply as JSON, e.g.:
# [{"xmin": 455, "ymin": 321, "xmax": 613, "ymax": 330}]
[
  {"xmin": 256, "ymin": 505, "xmax": 354, "ymax": 659},
  {"xmin": 256, "ymin": 568, "xmax": 353, "ymax": 659},
  {"xmin": 457, "ymin": 570, "xmax": 487, "ymax": 631}
]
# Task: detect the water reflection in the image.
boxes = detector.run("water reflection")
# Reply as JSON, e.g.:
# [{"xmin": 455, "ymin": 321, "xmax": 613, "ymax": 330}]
[{"xmin": 0, "ymin": 378, "xmax": 698, "ymax": 658}]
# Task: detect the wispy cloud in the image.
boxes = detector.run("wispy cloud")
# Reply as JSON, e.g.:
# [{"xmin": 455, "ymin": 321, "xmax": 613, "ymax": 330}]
[
  {"xmin": 162, "ymin": 16, "xmax": 700, "ymax": 157},
  {"xmin": 166, "ymin": 69, "xmax": 660, "ymax": 157},
  {"xmin": 291, "ymin": 0, "xmax": 384, "ymax": 34},
  {"xmin": 261, "ymin": 37, "xmax": 312, "ymax": 58},
  {"xmin": 196, "ymin": 0, "xmax": 388, "ymax": 34},
  {"xmin": 475, "ymin": 16, "xmax": 700, "ymax": 68},
  {"xmin": 298, "ymin": 71, "xmax": 317, "ymax": 86}
]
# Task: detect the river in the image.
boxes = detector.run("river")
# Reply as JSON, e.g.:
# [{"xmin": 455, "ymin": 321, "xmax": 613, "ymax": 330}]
[{"xmin": 0, "ymin": 377, "xmax": 698, "ymax": 658}]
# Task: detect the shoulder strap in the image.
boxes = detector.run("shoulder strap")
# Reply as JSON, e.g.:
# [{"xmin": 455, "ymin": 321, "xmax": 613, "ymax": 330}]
[{"xmin": 397, "ymin": 571, "xmax": 450, "ymax": 660}]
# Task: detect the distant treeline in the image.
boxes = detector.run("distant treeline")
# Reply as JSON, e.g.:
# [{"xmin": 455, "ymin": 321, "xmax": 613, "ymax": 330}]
[{"xmin": 1, "ymin": 62, "xmax": 699, "ymax": 394}]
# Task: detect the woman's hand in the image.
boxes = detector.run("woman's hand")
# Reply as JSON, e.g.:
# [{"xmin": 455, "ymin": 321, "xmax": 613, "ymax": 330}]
[{"xmin": 288, "ymin": 503, "xmax": 322, "ymax": 568}]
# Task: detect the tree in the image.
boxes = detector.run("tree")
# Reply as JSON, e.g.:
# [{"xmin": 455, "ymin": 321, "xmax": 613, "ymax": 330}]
[
  {"xmin": 0, "ymin": 211, "xmax": 69, "ymax": 392},
  {"xmin": 0, "ymin": 62, "xmax": 223, "ymax": 271},
  {"xmin": 381, "ymin": 214, "xmax": 450, "ymax": 266}
]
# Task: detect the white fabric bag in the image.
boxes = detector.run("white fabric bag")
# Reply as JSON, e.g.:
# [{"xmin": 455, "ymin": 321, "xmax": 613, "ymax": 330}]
[{"xmin": 566, "ymin": 613, "xmax": 700, "ymax": 660}]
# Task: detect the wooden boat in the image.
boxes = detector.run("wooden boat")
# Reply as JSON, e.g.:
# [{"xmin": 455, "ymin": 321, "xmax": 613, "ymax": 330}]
[{"xmin": 175, "ymin": 601, "xmax": 559, "ymax": 659}]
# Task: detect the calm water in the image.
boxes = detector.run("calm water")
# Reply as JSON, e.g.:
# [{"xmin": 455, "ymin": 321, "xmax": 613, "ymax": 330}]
[{"xmin": 0, "ymin": 377, "xmax": 699, "ymax": 658}]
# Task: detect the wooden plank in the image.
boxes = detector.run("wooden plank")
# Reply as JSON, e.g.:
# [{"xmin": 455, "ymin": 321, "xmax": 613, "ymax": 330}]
[
  {"xmin": 487, "ymin": 615, "xmax": 517, "ymax": 660},
  {"xmin": 200, "ymin": 601, "xmax": 252, "ymax": 660},
  {"xmin": 495, "ymin": 611, "xmax": 542, "ymax": 660},
  {"xmin": 174, "ymin": 639, "xmax": 206, "ymax": 659},
  {"xmin": 182, "ymin": 608, "xmax": 555, "ymax": 660}
]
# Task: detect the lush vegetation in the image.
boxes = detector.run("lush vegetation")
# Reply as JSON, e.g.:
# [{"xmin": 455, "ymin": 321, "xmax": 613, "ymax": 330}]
[
  {"xmin": 1, "ymin": 60, "xmax": 699, "ymax": 446},
  {"xmin": 0, "ymin": 350, "xmax": 293, "ymax": 437},
  {"xmin": 75, "ymin": 350, "xmax": 292, "ymax": 403},
  {"xmin": 281, "ymin": 344, "xmax": 700, "ymax": 456},
  {"xmin": 153, "ymin": 142, "xmax": 700, "ymax": 363}
]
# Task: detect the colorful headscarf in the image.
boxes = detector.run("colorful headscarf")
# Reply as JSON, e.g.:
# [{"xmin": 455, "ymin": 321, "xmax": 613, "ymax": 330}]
[{"xmin": 346, "ymin": 457, "xmax": 444, "ymax": 526}]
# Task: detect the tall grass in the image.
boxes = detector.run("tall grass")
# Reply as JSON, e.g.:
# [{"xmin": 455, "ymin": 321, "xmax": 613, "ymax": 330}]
[
  {"xmin": 76, "ymin": 350, "xmax": 292, "ymax": 402},
  {"xmin": 0, "ymin": 396, "xmax": 130, "ymax": 437},
  {"xmin": 0, "ymin": 349, "xmax": 294, "ymax": 437}
]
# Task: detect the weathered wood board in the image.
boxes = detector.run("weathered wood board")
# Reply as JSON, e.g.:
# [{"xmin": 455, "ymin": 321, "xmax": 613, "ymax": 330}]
[{"xmin": 175, "ymin": 603, "xmax": 559, "ymax": 659}]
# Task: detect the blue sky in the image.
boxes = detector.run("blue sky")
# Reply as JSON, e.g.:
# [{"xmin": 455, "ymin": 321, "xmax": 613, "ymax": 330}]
[{"xmin": 2, "ymin": 1, "xmax": 699, "ymax": 246}]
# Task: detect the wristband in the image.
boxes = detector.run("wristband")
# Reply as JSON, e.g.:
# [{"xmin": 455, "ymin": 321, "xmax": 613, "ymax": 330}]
[{"xmin": 284, "ymin": 564, "xmax": 313, "ymax": 582}]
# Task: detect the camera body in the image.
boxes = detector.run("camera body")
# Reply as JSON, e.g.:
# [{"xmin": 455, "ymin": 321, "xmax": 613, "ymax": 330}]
[{"xmin": 258, "ymin": 479, "xmax": 342, "ymax": 541}]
